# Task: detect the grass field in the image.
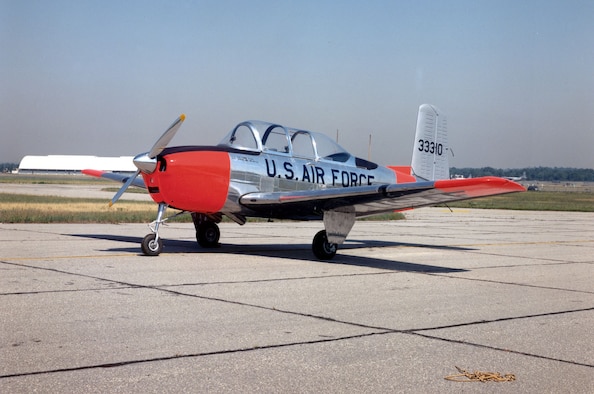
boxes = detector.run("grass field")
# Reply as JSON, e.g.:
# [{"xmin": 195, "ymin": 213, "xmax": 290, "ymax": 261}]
[
  {"xmin": 0, "ymin": 174, "xmax": 592, "ymax": 223},
  {"xmin": 0, "ymin": 193, "xmax": 179, "ymax": 223},
  {"xmin": 448, "ymin": 191, "xmax": 594, "ymax": 212},
  {"xmin": 0, "ymin": 174, "xmax": 110, "ymax": 185}
]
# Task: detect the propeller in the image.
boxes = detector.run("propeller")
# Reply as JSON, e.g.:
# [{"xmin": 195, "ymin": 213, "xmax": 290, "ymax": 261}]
[{"xmin": 109, "ymin": 114, "xmax": 186, "ymax": 206}]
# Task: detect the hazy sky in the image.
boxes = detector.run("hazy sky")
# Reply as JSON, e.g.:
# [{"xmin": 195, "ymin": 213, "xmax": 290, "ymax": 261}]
[{"xmin": 1, "ymin": 1, "xmax": 593, "ymax": 169}]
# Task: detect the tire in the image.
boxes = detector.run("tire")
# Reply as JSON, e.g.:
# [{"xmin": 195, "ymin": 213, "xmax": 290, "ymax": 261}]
[
  {"xmin": 197, "ymin": 221, "xmax": 220, "ymax": 248},
  {"xmin": 312, "ymin": 230, "xmax": 337, "ymax": 260},
  {"xmin": 141, "ymin": 233, "xmax": 163, "ymax": 256}
]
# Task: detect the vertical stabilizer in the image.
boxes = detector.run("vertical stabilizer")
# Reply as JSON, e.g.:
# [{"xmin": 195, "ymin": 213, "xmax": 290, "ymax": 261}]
[{"xmin": 411, "ymin": 104, "xmax": 449, "ymax": 181}]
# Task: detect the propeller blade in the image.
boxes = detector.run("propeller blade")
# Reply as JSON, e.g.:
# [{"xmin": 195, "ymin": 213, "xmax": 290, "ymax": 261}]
[
  {"xmin": 148, "ymin": 114, "xmax": 186, "ymax": 158},
  {"xmin": 109, "ymin": 169, "xmax": 140, "ymax": 207},
  {"xmin": 110, "ymin": 114, "xmax": 185, "ymax": 206}
]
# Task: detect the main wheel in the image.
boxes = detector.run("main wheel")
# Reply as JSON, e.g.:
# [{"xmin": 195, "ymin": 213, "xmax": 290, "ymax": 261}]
[
  {"xmin": 312, "ymin": 230, "xmax": 337, "ymax": 260},
  {"xmin": 197, "ymin": 221, "xmax": 220, "ymax": 248},
  {"xmin": 141, "ymin": 233, "xmax": 163, "ymax": 256}
]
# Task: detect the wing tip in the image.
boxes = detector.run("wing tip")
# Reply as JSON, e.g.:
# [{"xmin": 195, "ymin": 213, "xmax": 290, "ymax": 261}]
[
  {"xmin": 435, "ymin": 176, "xmax": 526, "ymax": 197},
  {"xmin": 82, "ymin": 169, "xmax": 104, "ymax": 178}
]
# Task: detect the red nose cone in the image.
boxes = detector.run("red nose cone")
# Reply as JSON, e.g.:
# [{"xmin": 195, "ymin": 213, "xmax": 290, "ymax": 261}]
[{"xmin": 143, "ymin": 151, "xmax": 230, "ymax": 213}]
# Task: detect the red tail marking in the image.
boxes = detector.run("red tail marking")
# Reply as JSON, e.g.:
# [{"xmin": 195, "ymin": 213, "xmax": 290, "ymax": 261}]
[{"xmin": 387, "ymin": 166, "xmax": 416, "ymax": 183}]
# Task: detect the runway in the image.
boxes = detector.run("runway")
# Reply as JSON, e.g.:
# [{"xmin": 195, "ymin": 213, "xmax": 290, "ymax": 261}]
[{"xmin": 1, "ymin": 209, "xmax": 593, "ymax": 392}]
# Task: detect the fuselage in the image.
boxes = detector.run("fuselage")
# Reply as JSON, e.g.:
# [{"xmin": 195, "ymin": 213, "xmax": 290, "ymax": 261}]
[{"xmin": 139, "ymin": 120, "xmax": 415, "ymax": 219}]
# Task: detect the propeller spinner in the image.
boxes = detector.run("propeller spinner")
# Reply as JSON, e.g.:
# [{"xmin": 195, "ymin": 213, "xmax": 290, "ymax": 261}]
[{"xmin": 109, "ymin": 114, "xmax": 186, "ymax": 206}]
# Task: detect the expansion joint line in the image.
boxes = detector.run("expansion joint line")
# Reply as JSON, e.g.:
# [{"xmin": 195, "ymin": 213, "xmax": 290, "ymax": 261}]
[{"xmin": 2, "ymin": 260, "xmax": 592, "ymax": 379}]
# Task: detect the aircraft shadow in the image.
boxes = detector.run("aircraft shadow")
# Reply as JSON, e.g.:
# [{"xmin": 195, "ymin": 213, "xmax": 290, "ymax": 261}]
[{"xmin": 68, "ymin": 233, "xmax": 468, "ymax": 274}]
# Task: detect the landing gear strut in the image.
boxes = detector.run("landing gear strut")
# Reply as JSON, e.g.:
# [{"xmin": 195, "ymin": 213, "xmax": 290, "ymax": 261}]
[
  {"xmin": 141, "ymin": 203, "xmax": 167, "ymax": 256},
  {"xmin": 312, "ymin": 230, "xmax": 337, "ymax": 260},
  {"xmin": 192, "ymin": 213, "xmax": 221, "ymax": 248}
]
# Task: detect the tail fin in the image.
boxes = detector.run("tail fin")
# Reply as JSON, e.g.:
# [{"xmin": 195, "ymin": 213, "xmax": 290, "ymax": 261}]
[{"xmin": 411, "ymin": 104, "xmax": 449, "ymax": 181}]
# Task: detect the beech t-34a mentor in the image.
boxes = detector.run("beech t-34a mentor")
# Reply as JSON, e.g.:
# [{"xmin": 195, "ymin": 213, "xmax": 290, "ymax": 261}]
[{"xmin": 83, "ymin": 104, "xmax": 525, "ymax": 259}]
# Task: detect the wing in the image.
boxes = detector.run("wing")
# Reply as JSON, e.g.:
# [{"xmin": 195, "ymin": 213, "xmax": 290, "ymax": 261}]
[
  {"xmin": 82, "ymin": 169, "xmax": 146, "ymax": 189},
  {"xmin": 239, "ymin": 177, "xmax": 525, "ymax": 218}
]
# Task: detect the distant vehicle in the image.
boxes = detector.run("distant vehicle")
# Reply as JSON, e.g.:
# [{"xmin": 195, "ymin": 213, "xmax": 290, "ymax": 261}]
[
  {"xmin": 84, "ymin": 104, "xmax": 525, "ymax": 258},
  {"xmin": 527, "ymin": 185, "xmax": 539, "ymax": 191}
]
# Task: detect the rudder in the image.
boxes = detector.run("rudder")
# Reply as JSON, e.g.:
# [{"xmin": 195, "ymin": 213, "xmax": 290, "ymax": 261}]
[{"xmin": 411, "ymin": 104, "xmax": 449, "ymax": 181}]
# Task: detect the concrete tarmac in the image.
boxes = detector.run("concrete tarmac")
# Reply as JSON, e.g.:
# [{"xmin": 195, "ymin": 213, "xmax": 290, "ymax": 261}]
[{"xmin": 1, "ymin": 209, "xmax": 593, "ymax": 393}]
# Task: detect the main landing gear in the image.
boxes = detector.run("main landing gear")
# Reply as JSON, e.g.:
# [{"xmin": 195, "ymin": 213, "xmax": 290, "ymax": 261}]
[
  {"xmin": 312, "ymin": 230, "xmax": 337, "ymax": 260},
  {"xmin": 192, "ymin": 213, "xmax": 221, "ymax": 248}
]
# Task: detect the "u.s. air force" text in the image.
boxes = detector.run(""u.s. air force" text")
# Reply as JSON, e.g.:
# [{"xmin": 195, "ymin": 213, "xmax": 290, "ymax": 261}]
[{"xmin": 265, "ymin": 159, "xmax": 374, "ymax": 187}]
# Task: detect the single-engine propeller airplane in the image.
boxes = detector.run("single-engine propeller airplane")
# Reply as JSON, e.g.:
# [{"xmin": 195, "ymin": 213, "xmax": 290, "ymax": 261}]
[{"xmin": 84, "ymin": 104, "xmax": 525, "ymax": 259}]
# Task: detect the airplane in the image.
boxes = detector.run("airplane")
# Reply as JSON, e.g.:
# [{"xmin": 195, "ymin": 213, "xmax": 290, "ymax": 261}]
[
  {"xmin": 504, "ymin": 172, "xmax": 527, "ymax": 181},
  {"xmin": 83, "ymin": 104, "xmax": 525, "ymax": 259}
]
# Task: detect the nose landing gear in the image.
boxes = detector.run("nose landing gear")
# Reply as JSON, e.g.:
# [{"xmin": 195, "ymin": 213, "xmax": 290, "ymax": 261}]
[
  {"xmin": 140, "ymin": 208, "xmax": 221, "ymax": 256},
  {"xmin": 141, "ymin": 203, "xmax": 168, "ymax": 256}
]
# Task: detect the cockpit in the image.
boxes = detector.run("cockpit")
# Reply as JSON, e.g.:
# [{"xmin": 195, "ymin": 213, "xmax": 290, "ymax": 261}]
[{"xmin": 218, "ymin": 120, "xmax": 354, "ymax": 164}]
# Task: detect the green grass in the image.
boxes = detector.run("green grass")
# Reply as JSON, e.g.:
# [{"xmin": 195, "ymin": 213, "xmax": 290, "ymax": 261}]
[
  {"xmin": 100, "ymin": 187, "xmax": 148, "ymax": 194},
  {"xmin": 0, "ymin": 174, "xmax": 110, "ymax": 185},
  {"xmin": 447, "ymin": 191, "xmax": 594, "ymax": 212}
]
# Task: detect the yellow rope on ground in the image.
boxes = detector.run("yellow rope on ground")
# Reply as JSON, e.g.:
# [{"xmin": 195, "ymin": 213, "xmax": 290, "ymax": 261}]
[{"xmin": 445, "ymin": 366, "xmax": 516, "ymax": 382}]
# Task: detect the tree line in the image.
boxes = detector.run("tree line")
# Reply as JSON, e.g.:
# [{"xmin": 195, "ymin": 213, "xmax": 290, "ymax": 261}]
[
  {"xmin": 450, "ymin": 167, "xmax": 594, "ymax": 182},
  {"xmin": 1, "ymin": 162, "xmax": 18, "ymax": 173}
]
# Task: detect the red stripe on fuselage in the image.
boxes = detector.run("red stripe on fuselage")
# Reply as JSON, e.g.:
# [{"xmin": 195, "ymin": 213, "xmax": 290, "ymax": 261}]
[{"xmin": 142, "ymin": 150, "xmax": 230, "ymax": 213}]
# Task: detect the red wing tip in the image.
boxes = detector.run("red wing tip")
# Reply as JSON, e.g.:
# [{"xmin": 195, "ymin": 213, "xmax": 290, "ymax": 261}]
[
  {"xmin": 82, "ymin": 169, "xmax": 105, "ymax": 177},
  {"xmin": 436, "ymin": 176, "xmax": 526, "ymax": 190},
  {"xmin": 485, "ymin": 177, "xmax": 527, "ymax": 192},
  {"xmin": 434, "ymin": 176, "xmax": 526, "ymax": 198},
  {"xmin": 507, "ymin": 180, "xmax": 527, "ymax": 192}
]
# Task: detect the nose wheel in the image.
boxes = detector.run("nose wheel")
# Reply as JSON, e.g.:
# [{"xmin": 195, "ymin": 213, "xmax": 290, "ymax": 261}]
[
  {"xmin": 141, "ymin": 203, "xmax": 168, "ymax": 256},
  {"xmin": 141, "ymin": 233, "xmax": 163, "ymax": 256}
]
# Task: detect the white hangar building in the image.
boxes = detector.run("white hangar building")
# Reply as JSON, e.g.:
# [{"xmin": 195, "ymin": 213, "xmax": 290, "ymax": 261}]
[{"xmin": 17, "ymin": 155, "xmax": 136, "ymax": 174}]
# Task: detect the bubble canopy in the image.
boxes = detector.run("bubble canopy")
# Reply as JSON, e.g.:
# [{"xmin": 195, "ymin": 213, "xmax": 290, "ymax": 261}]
[{"xmin": 218, "ymin": 120, "xmax": 351, "ymax": 163}]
